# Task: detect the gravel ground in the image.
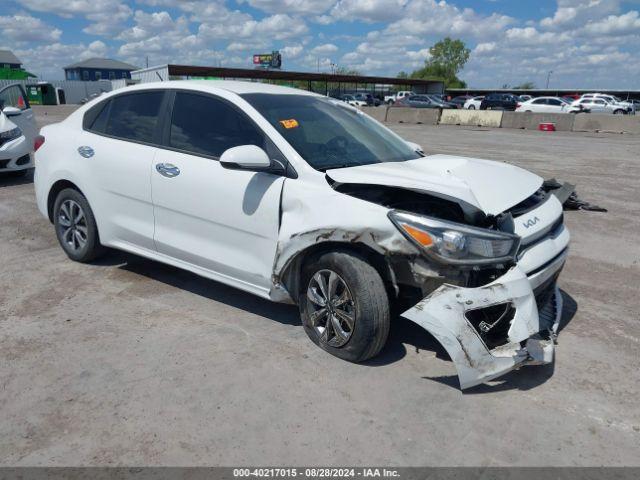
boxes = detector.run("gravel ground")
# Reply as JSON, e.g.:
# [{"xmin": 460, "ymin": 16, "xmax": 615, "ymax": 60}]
[{"xmin": 0, "ymin": 107, "xmax": 638, "ymax": 466}]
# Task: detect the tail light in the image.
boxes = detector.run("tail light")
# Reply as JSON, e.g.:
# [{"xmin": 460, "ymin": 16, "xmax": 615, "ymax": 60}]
[
  {"xmin": 34, "ymin": 135, "xmax": 45, "ymax": 152},
  {"xmin": 516, "ymin": 103, "xmax": 522, "ymax": 109}
]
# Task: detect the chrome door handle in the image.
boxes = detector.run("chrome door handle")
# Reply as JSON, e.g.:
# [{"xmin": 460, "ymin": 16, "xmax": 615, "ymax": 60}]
[{"xmin": 155, "ymin": 163, "xmax": 180, "ymax": 178}]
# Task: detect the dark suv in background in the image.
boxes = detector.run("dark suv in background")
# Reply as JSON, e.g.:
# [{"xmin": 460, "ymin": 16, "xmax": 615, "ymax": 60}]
[{"xmin": 480, "ymin": 93, "xmax": 519, "ymax": 111}]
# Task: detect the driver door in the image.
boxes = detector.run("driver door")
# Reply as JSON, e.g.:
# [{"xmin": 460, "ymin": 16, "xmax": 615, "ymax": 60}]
[{"xmin": 151, "ymin": 91, "xmax": 285, "ymax": 296}]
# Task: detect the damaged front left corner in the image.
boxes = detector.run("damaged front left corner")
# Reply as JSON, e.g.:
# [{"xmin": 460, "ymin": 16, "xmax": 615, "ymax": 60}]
[{"xmin": 401, "ymin": 266, "xmax": 561, "ymax": 390}]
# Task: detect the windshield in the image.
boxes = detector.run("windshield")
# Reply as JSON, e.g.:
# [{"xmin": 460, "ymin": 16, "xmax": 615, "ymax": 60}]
[{"xmin": 242, "ymin": 93, "xmax": 421, "ymax": 171}]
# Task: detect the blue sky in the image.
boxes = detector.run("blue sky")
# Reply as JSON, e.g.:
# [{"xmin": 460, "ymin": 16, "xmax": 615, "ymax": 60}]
[{"xmin": 1, "ymin": 0, "xmax": 639, "ymax": 88}]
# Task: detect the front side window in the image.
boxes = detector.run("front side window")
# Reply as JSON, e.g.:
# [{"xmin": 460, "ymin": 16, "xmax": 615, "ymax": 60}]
[
  {"xmin": 104, "ymin": 92, "xmax": 164, "ymax": 143},
  {"xmin": 242, "ymin": 93, "xmax": 421, "ymax": 171},
  {"xmin": 169, "ymin": 92, "xmax": 265, "ymax": 158}
]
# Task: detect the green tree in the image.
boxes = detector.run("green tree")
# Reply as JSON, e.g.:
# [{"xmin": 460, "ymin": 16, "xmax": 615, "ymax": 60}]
[
  {"xmin": 514, "ymin": 81, "xmax": 536, "ymax": 90},
  {"xmin": 335, "ymin": 66, "xmax": 361, "ymax": 76},
  {"xmin": 408, "ymin": 37, "xmax": 470, "ymax": 88}
]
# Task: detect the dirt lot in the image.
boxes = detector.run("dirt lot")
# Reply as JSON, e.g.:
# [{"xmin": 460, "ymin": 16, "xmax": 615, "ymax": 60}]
[{"xmin": 1, "ymin": 107, "xmax": 639, "ymax": 466}]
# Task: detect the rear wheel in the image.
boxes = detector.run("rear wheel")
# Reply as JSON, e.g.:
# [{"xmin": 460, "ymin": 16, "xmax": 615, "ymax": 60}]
[
  {"xmin": 299, "ymin": 250, "xmax": 390, "ymax": 362},
  {"xmin": 53, "ymin": 188, "xmax": 106, "ymax": 262},
  {"xmin": 613, "ymin": 109, "xmax": 625, "ymax": 115},
  {"xmin": 468, "ymin": 105, "xmax": 476, "ymax": 110}
]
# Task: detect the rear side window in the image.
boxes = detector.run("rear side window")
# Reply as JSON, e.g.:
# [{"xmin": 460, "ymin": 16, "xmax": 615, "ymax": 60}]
[
  {"xmin": 104, "ymin": 92, "xmax": 164, "ymax": 143},
  {"xmin": 169, "ymin": 92, "xmax": 265, "ymax": 158},
  {"xmin": 0, "ymin": 85, "xmax": 29, "ymax": 110}
]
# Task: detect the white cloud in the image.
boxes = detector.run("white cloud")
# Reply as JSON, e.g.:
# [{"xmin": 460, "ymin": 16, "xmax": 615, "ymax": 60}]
[
  {"xmin": 0, "ymin": 13, "xmax": 62, "ymax": 43},
  {"xmin": 310, "ymin": 43, "xmax": 339, "ymax": 55},
  {"xmin": 198, "ymin": 13, "xmax": 308, "ymax": 41},
  {"xmin": 331, "ymin": 0, "xmax": 410, "ymax": 23},
  {"xmin": 237, "ymin": 0, "xmax": 334, "ymax": 15}
]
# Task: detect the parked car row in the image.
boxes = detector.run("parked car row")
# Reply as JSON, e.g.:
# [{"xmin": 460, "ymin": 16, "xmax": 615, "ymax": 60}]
[{"xmin": 458, "ymin": 92, "xmax": 635, "ymax": 115}]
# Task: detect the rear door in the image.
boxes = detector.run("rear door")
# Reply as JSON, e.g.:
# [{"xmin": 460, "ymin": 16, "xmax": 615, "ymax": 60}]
[
  {"xmin": 151, "ymin": 90, "xmax": 285, "ymax": 295},
  {"xmin": 0, "ymin": 84, "xmax": 38, "ymax": 147},
  {"xmin": 81, "ymin": 90, "xmax": 166, "ymax": 250}
]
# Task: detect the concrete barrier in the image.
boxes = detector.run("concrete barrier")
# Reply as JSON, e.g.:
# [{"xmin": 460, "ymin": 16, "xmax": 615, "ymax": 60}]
[
  {"xmin": 360, "ymin": 106, "xmax": 388, "ymax": 123},
  {"xmin": 501, "ymin": 112, "xmax": 576, "ymax": 131},
  {"xmin": 440, "ymin": 109, "xmax": 503, "ymax": 127},
  {"xmin": 386, "ymin": 107, "xmax": 440, "ymax": 125},
  {"xmin": 572, "ymin": 114, "xmax": 640, "ymax": 134}
]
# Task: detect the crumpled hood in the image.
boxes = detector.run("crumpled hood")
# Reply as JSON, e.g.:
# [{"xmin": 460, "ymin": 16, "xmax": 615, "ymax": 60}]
[{"xmin": 327, "ymin": 154, "xmax": 542, "ymax": 216}]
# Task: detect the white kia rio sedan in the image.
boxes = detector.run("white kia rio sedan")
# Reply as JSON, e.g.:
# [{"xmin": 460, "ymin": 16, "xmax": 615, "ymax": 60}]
[{"xmin": 35, "ymin": 81, "xmax": 570, "ymax": 389}]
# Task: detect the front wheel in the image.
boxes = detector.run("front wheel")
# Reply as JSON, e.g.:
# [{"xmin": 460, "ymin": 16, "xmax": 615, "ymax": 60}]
[
  {"xmin": 468, "ymin": 105, "xmax": 476, "ymax": 110},
  {"xmin": 53, "ymin": 188, "xmax": 106, "ymax": 263},
  {"xmin": 299, "ymin": 251, "xmax": 390, "ymax": 362}
]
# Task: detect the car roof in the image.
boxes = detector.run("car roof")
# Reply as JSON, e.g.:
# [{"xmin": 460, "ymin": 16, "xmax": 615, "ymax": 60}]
[{"xmin": 113, "ymin": 80, "xmax": 320, "ymax": 97}]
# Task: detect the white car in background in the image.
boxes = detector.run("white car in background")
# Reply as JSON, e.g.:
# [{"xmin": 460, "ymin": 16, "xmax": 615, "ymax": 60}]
[
  {"xmin": 571, "ymin": 97, "xmax": 629, "ymax": 115},
  {"xmin": 341, "ymin": 94, "xmax": 367, "ymax": 107},
  {"xmin": 464, "ymin": 96, "xmax": 484, "ymax": 109},
  {"xmin": 516, "ymin": 97, "xmax": 582, "ymax": 114},
  {"xmin": 579, "ymin": 93, "xmax": 635, "ymax": 114},
  {"xmin": 0, "ymin": 84, "xmax": 40, "ymax": 176},
  {"xmin": 384, "ymin": 90, "xmax": 412, "ymax": 104},
  {"xmin": 35, "ymin": 81, "xmax": 570, "ymax": 390}
]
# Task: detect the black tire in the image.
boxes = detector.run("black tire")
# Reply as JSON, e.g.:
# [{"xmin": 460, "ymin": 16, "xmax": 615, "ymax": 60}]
[
  {"xmin": 299, "ymin": 250, "xmax": 390, "ymax": 362},
  {"xmin": 468, "ymin": 105, "xmax": 476, "ymax": 110},
  {"xmin": 53, "ymin": 188, "xmax": 106, "ymax": 263},
  {"xmin": 613, "ymin": 109, "xmax": 624, "ymax": 115}
]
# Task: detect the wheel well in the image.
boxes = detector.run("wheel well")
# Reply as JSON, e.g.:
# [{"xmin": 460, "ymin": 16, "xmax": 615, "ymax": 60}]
[
  {"xmin": 278, "ymin": 242, "xmax": 398, "ymax": 306},
  {"xmin": 47, "ymin": 180, "xmax": 82, "ymax": 222}
]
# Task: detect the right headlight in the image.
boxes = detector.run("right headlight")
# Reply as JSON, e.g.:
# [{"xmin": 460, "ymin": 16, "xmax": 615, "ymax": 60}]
[{"xmin": 389, "ymin": 210, "xmax": 520, "ymax": 266}]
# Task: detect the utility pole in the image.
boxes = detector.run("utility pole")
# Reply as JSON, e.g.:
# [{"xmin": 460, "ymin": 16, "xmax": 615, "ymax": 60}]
[
  {"xmin": 546, "ymin": 70, "xmax": 553, "ymax": 89},
  {"xmin": 146, "ymin": 56, "xmax": 149, "ymax": 68}
]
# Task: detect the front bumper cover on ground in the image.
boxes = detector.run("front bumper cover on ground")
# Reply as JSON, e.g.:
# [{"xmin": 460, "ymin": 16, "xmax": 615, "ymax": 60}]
[{"xmin": 401, "ymin": 266, "xmax": 562, "ymax": 390}]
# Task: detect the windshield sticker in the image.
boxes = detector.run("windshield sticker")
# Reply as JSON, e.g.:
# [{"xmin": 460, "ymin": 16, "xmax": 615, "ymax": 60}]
[{"xmin": 279, "ymin": 119, "xmax": 299, "ymax": 129}]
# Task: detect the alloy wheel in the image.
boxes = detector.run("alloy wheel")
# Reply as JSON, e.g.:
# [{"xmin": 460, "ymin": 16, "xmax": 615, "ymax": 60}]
[
  {"xmin": 58, "ymin": 199, "xmax": 88, "ymax": 252},
  {"xmin": 306, "ymin": 269, "xmax": 356, "ymax": 348}
]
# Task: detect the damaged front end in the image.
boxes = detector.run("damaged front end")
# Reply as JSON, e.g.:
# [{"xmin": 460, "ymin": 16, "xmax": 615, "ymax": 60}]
[
  {"xmin": 274, "ymin": 163, "xmax": 569, "ymax": 390},
  {"xmin": 402, "ymin": 265, "xmax": 563, "ymax": 390}
]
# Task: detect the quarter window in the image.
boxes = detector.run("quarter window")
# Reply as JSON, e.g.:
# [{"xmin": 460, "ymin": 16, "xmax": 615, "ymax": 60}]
[
  {"xmin": 169, "ymin": 92, "xmax": 265, "ymax": 158},
  {"xmin": 104, "ymin": 92, "xmax": 164, "ymax": 143}
]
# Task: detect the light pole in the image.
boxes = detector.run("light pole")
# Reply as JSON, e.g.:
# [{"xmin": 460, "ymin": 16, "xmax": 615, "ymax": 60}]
[{"xmin": 546, "ymin": 70, "xmax": 553, "ymax": 89}]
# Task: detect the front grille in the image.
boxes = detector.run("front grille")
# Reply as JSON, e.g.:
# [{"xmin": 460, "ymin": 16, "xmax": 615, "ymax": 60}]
[
  {"xmin": 534, "ymin": 270, "xmax": 562, "ymax": 332},
  {"xmin": 518, "ymin": 213, "xmax": 564, "ymax": 256}
]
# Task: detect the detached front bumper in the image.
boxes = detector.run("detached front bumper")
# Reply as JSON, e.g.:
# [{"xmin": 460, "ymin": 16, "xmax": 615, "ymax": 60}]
[{"xmin": 401, "ymin": 264, "xmax": 563, "ymax": 390}]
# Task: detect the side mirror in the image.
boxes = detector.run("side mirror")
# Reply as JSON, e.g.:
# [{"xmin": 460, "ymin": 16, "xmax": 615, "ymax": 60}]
[
  {"xmin": 3, "ymin": 106, "xmax": 22, "ymax": 117},
  {"xmin": 220, "ymin": 145, "xmax": 273, "ymax": 172},
  {"xmin": 405, "ymin": 141, "xmax": 424, "ymax": 155}
]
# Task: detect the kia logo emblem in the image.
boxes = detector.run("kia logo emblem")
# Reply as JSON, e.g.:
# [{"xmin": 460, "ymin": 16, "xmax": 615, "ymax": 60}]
[{"xmin": 523, "ymin": 216, "xmax": 540, "ymax": 228}]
